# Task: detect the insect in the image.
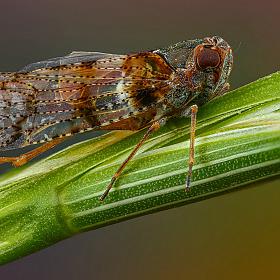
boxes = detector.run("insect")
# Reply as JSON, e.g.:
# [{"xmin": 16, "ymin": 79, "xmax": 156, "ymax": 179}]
[{"xmin": 0, "ymin": 36, "xmax": 233, "ymax": 201}]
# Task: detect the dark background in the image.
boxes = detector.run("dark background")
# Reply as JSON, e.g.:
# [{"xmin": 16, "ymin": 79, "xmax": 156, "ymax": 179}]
[{"xmin": 0, "ymin": 0, "xmax": 280, "ymax": 279}]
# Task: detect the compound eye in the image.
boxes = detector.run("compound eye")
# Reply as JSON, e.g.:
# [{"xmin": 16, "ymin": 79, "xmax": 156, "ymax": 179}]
[{"xmin": 197, "ymin": 48, "xmax": 220, "ymax": 69}]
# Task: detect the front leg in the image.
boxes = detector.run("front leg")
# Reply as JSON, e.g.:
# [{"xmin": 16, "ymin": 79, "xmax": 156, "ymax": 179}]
[{"xmin": 180, "ymin": 105, "xmax": 198, "ymax": 190}]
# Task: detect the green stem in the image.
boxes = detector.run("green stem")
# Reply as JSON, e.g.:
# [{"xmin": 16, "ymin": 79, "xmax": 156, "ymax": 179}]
[{"xmin": 0, "ymin": 71, "xmax": 280, "ymax": 265}]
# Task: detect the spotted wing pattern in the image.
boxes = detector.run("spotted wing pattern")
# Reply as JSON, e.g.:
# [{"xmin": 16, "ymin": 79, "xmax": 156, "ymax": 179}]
[{"xmin": 0, "ymin": 51, "xmax": 173, "ymax": 151}]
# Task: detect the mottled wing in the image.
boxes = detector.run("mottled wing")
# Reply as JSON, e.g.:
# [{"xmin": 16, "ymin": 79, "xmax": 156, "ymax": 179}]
[{"xmin": 0, "ymin": 51, "xmax": 173, "ymax": 151}]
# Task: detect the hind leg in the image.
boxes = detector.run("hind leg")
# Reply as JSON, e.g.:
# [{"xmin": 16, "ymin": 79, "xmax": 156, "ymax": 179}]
[{"xmin": 0, "ymin": 138, "xmax": 65, "ymax": 167}]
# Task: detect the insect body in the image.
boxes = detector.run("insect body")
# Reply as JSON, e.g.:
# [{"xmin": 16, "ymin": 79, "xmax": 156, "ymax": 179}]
[{"xmin": 0, "ymin": 36, "xmax": 233, "ymax": 200}]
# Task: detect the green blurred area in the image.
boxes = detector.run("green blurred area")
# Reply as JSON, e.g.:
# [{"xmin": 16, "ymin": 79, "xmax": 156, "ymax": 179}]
[{"xmin": 0, "ymin": 0, "xmax": 279, "ymax": 279}]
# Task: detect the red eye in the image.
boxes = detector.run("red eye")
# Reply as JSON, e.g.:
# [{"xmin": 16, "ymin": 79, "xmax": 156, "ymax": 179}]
[{"xmin": 197, "ymin": 48, "xmax": 220, "ymax": 69}]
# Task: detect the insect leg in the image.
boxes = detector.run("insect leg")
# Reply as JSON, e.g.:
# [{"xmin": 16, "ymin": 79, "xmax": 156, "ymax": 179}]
[
  {"xmin": 186, "ymin": 105, "xmax": 198, "ymax": 190},
  {"xmin": 99, "ymin": 118, "xmax": 167, "ymax": 201},
  {"xmin": 0, "ymin": 138, "xmax": 65, "ymax": 167}
]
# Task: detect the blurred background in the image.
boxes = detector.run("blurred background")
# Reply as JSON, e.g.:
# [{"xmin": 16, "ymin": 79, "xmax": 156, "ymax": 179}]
[{"xmin": 0, "ymin": 0, "xmax": 279, "ymax": 279}]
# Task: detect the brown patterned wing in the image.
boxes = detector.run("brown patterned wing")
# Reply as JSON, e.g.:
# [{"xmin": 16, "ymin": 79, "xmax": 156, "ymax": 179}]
[{"xmin": 0, "ymin": 51, "xmax": 173, "ymax": 151}]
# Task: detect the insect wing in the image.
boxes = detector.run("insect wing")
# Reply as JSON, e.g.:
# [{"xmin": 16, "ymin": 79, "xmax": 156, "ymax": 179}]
[{"xmin": 0, "ymin": 51, "xmax": 173, "ymax": 151}]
